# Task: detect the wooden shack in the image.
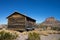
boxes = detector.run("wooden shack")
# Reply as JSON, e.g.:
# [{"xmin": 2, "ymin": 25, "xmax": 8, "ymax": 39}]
[{"xmin": 7, "ymin": 12, "xmax": 36, "ymax": 31}]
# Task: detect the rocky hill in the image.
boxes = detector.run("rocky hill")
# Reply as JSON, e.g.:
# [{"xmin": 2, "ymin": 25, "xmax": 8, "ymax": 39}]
[{"xmin": 40, "ymin": 17, "xmax": 60, "ymax": 27}]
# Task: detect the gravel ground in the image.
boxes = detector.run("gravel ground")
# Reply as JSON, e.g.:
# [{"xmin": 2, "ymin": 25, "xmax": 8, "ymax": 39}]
[
  {"xmin": 41, "ymin": 34, "xmax": 60, "ymax": 40},
  {"xmin": 16, "ymin": 33, "xmax": 60, "ymax": 40},
  {"xmin": 16, "ymin": 33, "xmax": 28, "ymax": 40}
]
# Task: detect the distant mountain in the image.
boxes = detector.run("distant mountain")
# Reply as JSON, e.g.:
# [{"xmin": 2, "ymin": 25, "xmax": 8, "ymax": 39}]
[
  {"xmin": 40, "ymin": 17, "xmax": 60, "ymax": 27},
  {"xmin": 0, "ymin": 24, "xmax": 7, "ymax": 28}
]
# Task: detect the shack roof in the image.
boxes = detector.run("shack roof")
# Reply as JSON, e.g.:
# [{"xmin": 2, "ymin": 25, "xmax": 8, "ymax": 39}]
[{"xmin": 7, "ymin": 12, "xmax": 36, "ymax": 22}]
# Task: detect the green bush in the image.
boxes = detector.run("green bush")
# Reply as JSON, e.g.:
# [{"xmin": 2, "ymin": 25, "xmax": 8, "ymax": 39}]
[
  {"xmin": 28, "ymin": 32, "xmax": 40, "ymax": 40},
  {"xmin": 0, "ymin": 30, "xmax": 18, "ymax": 40}
]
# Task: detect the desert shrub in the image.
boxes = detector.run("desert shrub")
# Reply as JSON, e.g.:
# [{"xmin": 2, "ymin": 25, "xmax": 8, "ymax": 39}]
[
  {"xmin": 0, "ymin": 30, "xmax": 18, "ymax": 40},
  {"xmin": 58, "ymin": 38, "xmax": 60, "ymax": 40},
  {"xmin": 52, "ymin": 27, "xmax": 60, "ymax": 31},
  {"xmin": 28, "ymin": 32, "xmax": 40, "ymax": 40}
]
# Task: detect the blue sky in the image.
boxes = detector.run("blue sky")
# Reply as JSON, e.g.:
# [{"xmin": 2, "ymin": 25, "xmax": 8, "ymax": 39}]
[{"xmin": 0, "ymin": 0, "xmax": 60, "ymax": 24}]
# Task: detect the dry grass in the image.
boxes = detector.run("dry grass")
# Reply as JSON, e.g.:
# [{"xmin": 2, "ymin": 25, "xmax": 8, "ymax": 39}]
[{"xmin": 21, "ymin": 30, "xmax": 60, "ymax": 36}]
